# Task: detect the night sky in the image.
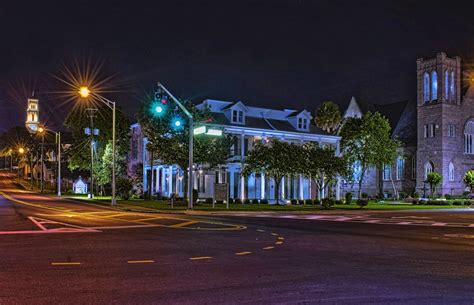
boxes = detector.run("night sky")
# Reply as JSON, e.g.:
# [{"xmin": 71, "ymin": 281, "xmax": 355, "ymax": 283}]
[{"xmin": 1, "ymin": 0, "xmax": 474, "ymax": 132}]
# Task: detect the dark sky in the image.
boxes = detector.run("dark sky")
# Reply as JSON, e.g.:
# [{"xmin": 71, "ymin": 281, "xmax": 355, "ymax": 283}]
[{"xmin": 1, "ymin": 0, "xmax": 474, "ymax": 132}]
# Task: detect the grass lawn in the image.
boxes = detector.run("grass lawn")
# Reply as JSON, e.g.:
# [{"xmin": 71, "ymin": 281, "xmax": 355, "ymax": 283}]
[{"xmin": 65, "ymin": 196, "xmax": 466, "ymax": 211}]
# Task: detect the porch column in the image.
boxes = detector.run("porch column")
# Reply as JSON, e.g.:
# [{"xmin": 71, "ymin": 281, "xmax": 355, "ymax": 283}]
[
  {"xmin": 168, "ymin": 166, "xmax": 173, "ymax": 196},
  {"xmin": 229, "ymin": 169, "xmax": 235, "ymax": 198},
  {"xmin": 299, "ymin": 175, "xmax": 304, "ymax": 200},
  {"xmin": 240, "ymin": 172, "xmax": 245, "ymax": 200},
  {"xmin": 281, "ymin": 177, "xmax": 285, "ymax": 200},
  {"xmin": 261, "ymin": 173, "xmax": 265, "ymax": 199},
  {"xmin": 161, "ymin": 167, "xmax": 166, "ymax": 195}
]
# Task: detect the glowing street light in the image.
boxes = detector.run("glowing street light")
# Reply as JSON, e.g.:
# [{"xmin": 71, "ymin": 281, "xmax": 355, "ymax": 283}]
[
  {"xmin": 18, "ymin": 147, "xmax": 25, "ymax": 154},
  {"xmin": 155, "ymin": 105, "xmax": 164, "ymax": 114},
  {"xmin": 78, "ymin": 86, "xmax": 117, "ymax": 205}
]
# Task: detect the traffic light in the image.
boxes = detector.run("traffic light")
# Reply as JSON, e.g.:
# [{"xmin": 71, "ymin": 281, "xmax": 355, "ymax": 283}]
[{"xmin": 172, "ymin": 116, "xmax": 183, "ymax": 130}]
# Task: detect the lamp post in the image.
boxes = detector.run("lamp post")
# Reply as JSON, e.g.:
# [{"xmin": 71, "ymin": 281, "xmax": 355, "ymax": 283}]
[
  {"xmin": 38, "ymin": 126, "xmax": 45, "ymax": 193},
  {"xmin": 17, "ymin": 147, "xmax": 25, "ymax": 178},
  {"xmin": 8, "ymin": 149, "xmax": 13, "ymax": 172},
  {"xmin": 79, "ymin": 86, "xmax": 117, "ymax": 205}
]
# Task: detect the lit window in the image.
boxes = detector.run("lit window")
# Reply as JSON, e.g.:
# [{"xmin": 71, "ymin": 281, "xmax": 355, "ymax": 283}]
[
  {"xmin": 448, "ymin": 124, "xmax": 456, "ymax": 137},
  {"xmin": 464, "ymin": 120, "xmax": 474, "ymax": 154},
  {"xmin": 352, "ymin": 161, "xmax": 362, "ymax": 182},
  {"xmin": 232, "ymin": 110, "xmax": 244, "ymax": 124},
  {"xmin": 448, "ymin": 162, "xmax": 455, "ymax": 182},
  {"xmin": 396, "ymin": 156, "xmax": 405, "ymax": 180},
  {"xmin": 424, "ymin": 161, "xmax": 433, "ymax": 179},
  {"xmin": 450, "ymin": 71, "xmax": 456, "ymax": 102},
  {"xmin": 429, "ymin": 124, "xmax": 435, "ymax": 138},
  {"xmin": 445, "ymin": 70, "xmax": 449, "ymax": 100},
  {"xmin": 298, "ymin": 117, "xmax": 308, "ymax": 130},
  {"xmin": 383, "ymin": 164, "xmax": 392, "ymax": 181},
  {"xmin": 431, "ymin": 71, "xmax": 438, "ymax": 101},
  {"xmin": 423, "ymin": 72, "xmax": 430, "ymax": 103}
]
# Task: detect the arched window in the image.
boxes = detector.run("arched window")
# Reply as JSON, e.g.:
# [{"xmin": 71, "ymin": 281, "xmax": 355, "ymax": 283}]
[
  {"xmin": 383, "ymin": 164, "xmax": 391, "ymax": 181},
  {"xmin": 431, "ymin": 71, "xmax": 438, "ymax": 101},
  {"xmin": 448, "ymin": 162, "xmax": 455, "ymax": 182},
  {"xmin": 396, "ymin": 156, "xmax": 405, "ymax": 180},
  {"xmin": 352, "ymin": 161, "xmax": 362, "ymax": 182},
  {"xmin": 423, "ymin": 72, "xmax": 430, "ymax": 103},
  {"xmin": 464, "ymin": 120, "xmax": 474, "ymax": 154},
  {"xmin": 424, "ymin": 161, "xmax": 433, "ymax": 180},
  {"xmin": 450, "ymin": 71, "xmax": 456, "ymax": 102},
  {"xmin": 445, "ymin": 70, "xmax": 449, "ymax": 100}
]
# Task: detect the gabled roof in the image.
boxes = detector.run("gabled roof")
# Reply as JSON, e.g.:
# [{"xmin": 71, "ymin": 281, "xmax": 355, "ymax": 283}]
[{"xmin": 221, "ymin": 101, "xmax": 248, "ymax": 111}]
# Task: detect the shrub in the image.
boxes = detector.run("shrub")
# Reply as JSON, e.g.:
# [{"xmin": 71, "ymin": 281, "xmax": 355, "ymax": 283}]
[
  {"xmin": 252, "ymin": 199, "xmax": 259, "ymax": 204},
  {"xmin": 117, "ymin": 178, "xmax": 133, "ymax": 200},
  {"xmin": 260, "ymin": 199, "xmax": 269, "ymax": 204},
  {"xmin": 321, "ymin": 198, "xmax": 335, "ymax": 209},
  {"xmin": 452, "ymin": 201, "xmax": 463, "ymax": 206},
  {"xmin": 193, "ymin": 189, "xmax": 199, "ymax": 203},
  {"xmin": 228, "ymin": 198, "xmax": 234, "ymax": 204},
  {"xmin": 398, "ymin": 192, "xmax": 407, "ymax": 199},
  {"xmin": 290, "ymin": 199, "xmax": 298, "ymax": 205},
  {"xmin": 335, "ymin": 200, "xmax": 343, "ymax": 205},
  {"xmin": 361, "ymin": 193, "xmax": 369, "ymax": 199},
  {"xmin": 297, "ymin": 199, "xmax": 304, "ymax": 205},
  {"xmin": 463, "ymin": 191, "xmax": 471, "ymax": 198},
  {"xmin": 305, "ymin": 199, "xmax": 313, "ymax": 205},
  {"xmin": 215, "ymin": 200, "xmax": 224, "ymax": 204},
  {"xmin": 444, "ymin": 194, "xmax": 452, "ymax": 200},
  {"xmin": 412, "ymin": 200, "xmax": 418, "ymax": 205},
  {"xmin": 235, "ymin": 198, "xmax": 242, "ymax": 204},
  {"xmin": 356, "ymin": 199, "xmax": 369, "ymax": 208},
  {"xmin": 314, "ymin": 199, "xmax": 321, "ymax": 205},
  {"xmin": 413, "ymin": 192, "xmax": 420, "ymax": 198},
  {"xmin": 345, "ymin": 192, "xmax": 353, "ymax": 205},
  {"xmin": 464, "ymin": 200, "xmax": 473, "ymax": 206},
  {"xmin": 244, "ymin": 199, "xmax": 251, "ymax": 205},
  {"xmin": 426, "ymin": 200, "xmax": 451, "ymax": 206},
  {"xmin": 205, "ymin": 198, "xmax": 213, "ymax": 204}
]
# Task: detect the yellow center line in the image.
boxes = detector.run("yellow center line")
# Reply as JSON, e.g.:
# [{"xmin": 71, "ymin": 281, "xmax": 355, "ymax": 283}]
[
  {"xmin": 127, "ymin": 260, "xmax": 155, "ymax": 264},
  {"xmin": 275, "ymin": 241, "xmax": 284, "ymax": 245},
  {"xmin": 189, "ymin": 256, "xmax": 213, "ymax": 260},
  {"xmin": 51, "ymin": 262, "xmax": 81, "ymax": 266},
  {"xmin": 271, "ymin": 233, "xmax": 279, "ymax": 236},
  {"xmin": 171, "ymin": 221, "xmax": 199, "ymax": 228},
  {"xmin": 235, "ymin": 251, "xmax": 252, "ymax": 256},
  {"xmin": 277, "ymin": 237, "xmax": 285, "ymax": 240},
  {"xmin": 263, "ymin": 246, "xmax": 275, "ymax": 250}
]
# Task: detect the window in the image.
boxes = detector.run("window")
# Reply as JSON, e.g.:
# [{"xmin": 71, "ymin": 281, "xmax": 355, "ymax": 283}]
[
  {"xmin": 396, "ymin": 157, "xmax": 405, "ymax": 180},
  {"xmin": 450, "ymin": 71, "xmax": 456, "ymax": 102},
  {"xmin": 464, "ymin": 120, "xmax": 474, "ymax": 154},
  {"xmin": 424, "ymin": 161, "xmax": 433, "ymax": 179},
  {"xmin": 448, "ymin": 124, "xmax": 456, "ymax": 137},
  {"xmin": 424, "ymin": 125, "xmax": 428, "ymax": 138},
  {"xmin": 352, "ymin": 161, "xmax": 362, "ymax": 182},
  {"xmin": 431, "ymin": 71, "xmax": 438, "ymax": 101},
  {"xmin": 411, "ymin": 157, "xmax": 417, "ymax": 180},
  {"xmin": 445, "ymin": 70, "xmax": 449, "ymax": 100},
  {"xmin": 423, "ymin": 72, "xmax": 430, "ymax": 103},
  {"xmin": 429, "ymin": 124, "xmax": 435, "ymax": 138},
  {"xmin": 232, "ymin": 109, "xmax": 243, "ymax": 124},
  {"xmin": 297, "ymin": 117, "xmax": 308, "ymax": 130},
  {"xmin": 448, "ymin": 162, "xmax": 455, "ymax": 182},
  {"xmin": 383, "ymin": 164, "xmax": 392, "ymax": 181}
]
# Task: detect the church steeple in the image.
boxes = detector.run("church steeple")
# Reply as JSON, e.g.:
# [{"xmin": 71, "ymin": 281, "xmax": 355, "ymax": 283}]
[{"xmin": 25, "ymin": 95, "xmax": 40, "ymax": 133}]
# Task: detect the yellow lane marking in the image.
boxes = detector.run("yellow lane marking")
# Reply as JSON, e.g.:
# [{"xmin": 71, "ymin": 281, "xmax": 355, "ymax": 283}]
[
  {"xmin": 263, "ymin": 246, "xmax": 275, "ymax": 250},
  {"xmin": 271, "ymin": 233, "xmax": 279, "ymax": 236},
  {"xmin": 275, "ymin": 241, "xmax": 284, "ymax": 245},
  {"xmin": 235, "ymin": 251, "xmax": 252, "ymax": 256},
  {"xmin": 127, "ymin": 260, "xmax": 155, "ymax": 264},
  {"xmin": 51, "ymin": 262, "xmax": 81, "ymax": 266},
  {"xmin": 277, "ymin": 237, "xmax": 284, "ymax": 240},
  {"xmin": 190, "ymin": 256, "xmax": 213, "ymax": 260},
  {"xmin": 171, "ymin": 220, "xmax": 199, "ymax": 228}
]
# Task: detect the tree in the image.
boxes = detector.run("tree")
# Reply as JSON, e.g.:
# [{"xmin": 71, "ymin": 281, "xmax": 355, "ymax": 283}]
[
  {"xmin": 242, "ymin": 139, "xmax": 302, "ymax": 204},
  {"xmin": 137, "ymin": 93, "xmax": 232, "ymax": 198},
  {"xmin": 426, "ymin": 172, "xmax": 443, "ymax": 197},
  {"xmin": 94, "ymin": 141, "xmax": 126, "ymax": 194},
  {"xmin": 315, "ymin": 101, "xmax": 342, "ymax": 134},
  {"xmin": 301, "ymin": 142, "xmax": 348, "ymax": 199},
  {"xmin": 340, "ymin": 111, "xmax": 400, "ymax": 199},
  {"xmin": 463, "ymin": 170, "xmax": 474, "ymax": 194}
]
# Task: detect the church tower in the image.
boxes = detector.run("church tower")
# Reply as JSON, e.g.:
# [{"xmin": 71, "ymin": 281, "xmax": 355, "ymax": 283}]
[
  {"xmin": 25, "ymin": 97, "xmax": 40, "ymax": 133},
  {"xmin": 416, "ymin": 52, "xmax": 465, "ymax": 195}
]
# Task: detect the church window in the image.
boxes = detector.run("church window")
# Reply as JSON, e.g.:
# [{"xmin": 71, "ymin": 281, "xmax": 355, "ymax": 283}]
[
  {"xmin": 429, "ymin": 124, "xmax": 435, "ymax": 138},
  {"xmin": 352, "ymin": 161, "xmax": 362, "ymax": 182},
  {"xmin": 450, "ymin": 71, "xmax": 456, "ymax": 102},
  {"xmin": 424, "ymin": 161, "xmax": 434, "ymax": 180},
  {"xmin": 448, "ymin": 162, "xmax": 455, "ymax": 182},
  {"xmin": 431, "ymin": 71, "xmax": 438, "ymax": 101},
  {"xmin": 445, "ymin": 70, "xmax": 449, "ymax": 100},
  {"xmin": 383, "ymin": 164, "xmax": 391, "ymax": 181},
  {"xmin": 424, "ymin": 125, "xmax": 428, "ymax": 138},
  {"xmin": 448, "ymin": 124, "xmax": 456, "ymax": 137},
  {"xmin": 464, "ymin": 120, "xmax": 474, "ymax": 154},
  {"xmin": 396, "ymin": 156, "xmax": 405, "ymax": 180},
  {"xmin": 423, "ymin": 73, "xmax": 430, "ymax": 103}
]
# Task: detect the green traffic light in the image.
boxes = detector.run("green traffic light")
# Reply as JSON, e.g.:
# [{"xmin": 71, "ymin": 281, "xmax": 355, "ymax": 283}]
[{"xmin": 155, "ymin": 105, "xmax": 163, "ymax": 113}]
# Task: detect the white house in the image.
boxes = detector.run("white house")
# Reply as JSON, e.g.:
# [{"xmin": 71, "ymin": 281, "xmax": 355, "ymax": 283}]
[{"xmin": 129, "ymin": 99, "xmax": 341, "ymax": 202}]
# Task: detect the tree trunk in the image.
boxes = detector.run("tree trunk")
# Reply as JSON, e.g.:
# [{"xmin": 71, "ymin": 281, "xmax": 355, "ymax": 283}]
[
  {"xmin": 357, "ymin": 168, "xmax": 366, "ymax": 199},
  {"xmin": 389, "ymin": 176, "xmax": 399, "ymax": 199},
  {"xmin": 275, "ymin": 178, "xmax": 281, "ymax": 205}
]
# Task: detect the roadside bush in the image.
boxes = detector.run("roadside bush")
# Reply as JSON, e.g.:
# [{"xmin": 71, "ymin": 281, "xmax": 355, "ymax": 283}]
[
  {"xmin": 290, "ymin": 199, "xmax": 298, "ymax": 205},
  {"xmin": 412, "ymin": 200, "xmax": 418, "ymax": 205},
  {"xmin": 426, "ymin": 200, "xmax": 451, "ymax": 206},
  {"xmin": 361, "ymin": 193, "xmax": 369, "ymax": 199},
  {"xmin": 305, "ymin": 199, "xmax": 313, "ymax": 205},
  {"xmin": 464, "ymin": 200, "xmax": 473, "ymax": 206},
  {"xmin": 356, "ymin": 199, "xmax": 369, "ymax": 208},
  {"xmin": 228, "ymin": 198, "xmax": 234, "ymax": 204},
  {"xmin": 413, "ymin": 192, "xmax": 420, "ymax": 198},
  {"xmin": 117, "ymin": 178, "xmax": 133, "ymax": 200},
  {"xmin": 452, "ymin": 201, "xmax": 463, "ymax": 206},
  {"xmin": 345, "ymin": 192, "xmax": 353, "ymax": 205},
  {"xmin": 463, "ymin": 191, "xmax": 471, "ymax": 198},
  {"xmin": 235, "ymin": 198, "xmax": 242, "ymax": 204},
  {"xmin": 205, "ymin": 198, "xmax": 213, "ymax": 204},
  {"xmin": 314, "ymin": 199, "xmax": 321, "ymax": 205},
  {"xmin": 215, "ymin": 200, "xmax": 224, "ymax": 204},
  {"xmin": 260, "ymin": 199, "xmax": 269, "ymax": 204},
  {"xmin": 335, "ymin": 200, "xmax": 343, "ymax": 205},
  {"xmin": 244, "ymin": 199, "xmax": 251, "ymax": 205},
  {"xmin": 398, "ymin": 192, "xmax": 407, "ymax": 199},
  {"xmin": 321, "ymin": 198, "xmax": 335, "ymax": 209},
  {"xmin": 298, "ymin": 199, "xmax": 304, "ymax": 205},
  {"xmin": 252, "ymin": 199, "xmax": 259, "ymax": 204},
  {"xmin": 444, "ymin": 194, "xmax": 452, "ymax": 200}
]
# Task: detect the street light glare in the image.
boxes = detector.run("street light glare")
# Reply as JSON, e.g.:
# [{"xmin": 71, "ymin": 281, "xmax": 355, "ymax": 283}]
[
  {"xmin": 18, "ymin": 148, "xmax": 25, "ymax": 154},
  {"xmin": 79, "ymin": 86, "xmax": 91, "ymax": 98},
  {"xmin": 155, "ymin": 105, "xmax": 163, "ymax": 113},
  {"xmin": 38, "ymin": 127, "xmax": 44, "ymax": 133}
]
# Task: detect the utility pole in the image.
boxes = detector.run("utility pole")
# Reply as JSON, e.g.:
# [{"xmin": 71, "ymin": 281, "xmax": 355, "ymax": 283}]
[
  {"xmin": 40, "ymin": 131, "xmax": 44, "ymax": 193},
  {"xmin": 86, "ymin": 108, "xmax": 98, "ymax": 198}
]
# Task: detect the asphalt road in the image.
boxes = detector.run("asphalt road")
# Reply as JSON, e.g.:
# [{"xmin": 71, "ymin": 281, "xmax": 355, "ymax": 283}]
[{"xmin": 0, "ymin": 172, "xmax": 473, "ymax": 305}]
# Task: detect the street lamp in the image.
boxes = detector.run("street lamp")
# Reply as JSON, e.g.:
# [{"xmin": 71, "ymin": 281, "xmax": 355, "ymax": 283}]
[
  {"xmin": 37, "ymin": 126, "xmax": 62, "ymax": 197},
  {"xmin": 37, "ymin": 126, "xmax": 45, "ymax": 193},
  {"xmin": 78, "ymin": 86, "xmax": 117, "ymax": 205}
]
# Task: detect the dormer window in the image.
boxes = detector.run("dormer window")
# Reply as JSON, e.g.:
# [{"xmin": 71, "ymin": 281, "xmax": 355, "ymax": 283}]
[
  {"xmin": 232, "ymin": 109, "xmax": 244, "ymax": 124},
  {"xmin": 297, "ymin": 117, "xmax": 308, "ymax": 130}
]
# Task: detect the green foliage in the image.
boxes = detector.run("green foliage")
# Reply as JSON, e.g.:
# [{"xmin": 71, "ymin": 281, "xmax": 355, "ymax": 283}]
[
  {"xmin": 345, "ymin": 192, "xmax": 353, "ymax": 205},
  {"xmin": 94, "ymin": 141, "xmax": 127, "ymax": 188},
  {"xmin": 463, "ymin": 170, "xmax": 474, "ymax": 193},
  {"xmin": 252, "ymin": 199, "xmax": 259, "ymax": 204},
  {"xmin": 356, "ymin": 199, "xmax": 369, "ymax": 208},
  {"xmin": 426, "ymin": 172, "xmax": 443, "ymax": 196},
  {"xmin": 260, "ymin": 199, "xmax": 269, "ymax": 204},
  {"xmin": 340, "ymin": 111, "xmax": 400, "ymax": 198},
  {"xmin": 321, "ymin": 198, "xmax": 335, "ymax": 209},
  {"xmin": 315, "ymin": 101, "xmax": 341, "ymax": 134},
  {"xmin": 117, "ymin": 177, "xmax": 133, "ymax": 200}
]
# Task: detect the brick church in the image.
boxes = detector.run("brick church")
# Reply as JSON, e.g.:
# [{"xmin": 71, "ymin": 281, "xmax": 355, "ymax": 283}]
[{"xmin": 342, "ymin": 52, "xmax": 474, "ymax": 197}]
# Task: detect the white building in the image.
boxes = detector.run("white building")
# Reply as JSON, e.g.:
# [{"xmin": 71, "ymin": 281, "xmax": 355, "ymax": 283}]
[{"xmin": 129, "ymin": 99, "xmax": 341, "ymax": 202}]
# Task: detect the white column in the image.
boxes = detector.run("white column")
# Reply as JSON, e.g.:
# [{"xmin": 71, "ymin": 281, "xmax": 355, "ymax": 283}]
[
  {"xmin": 299, "ymin": 175, "xmax": 304, "ymax": 200},
  {"xmin": 240, "ymin": 172, "xmax": 245, "ymax": 200},
  {"xmin": 229, "ymin": 170, "xmax": 235, "ymax": 198},
  {"xmin": 336, "ymin": 177, "xmax": 341, "ymax": 200},
  {"xmin": 168, "ymin": 166, "xmax": 173, "ymax": 196},
  {"xmin": 281, "ymin": 177, "xmax": 285, "ymax": 200},
  {"xmin": 155, "ymin": 167, "xmax": 160, "ymax": 192},
  {"xmin": 150, "ymin": 166, "xmax": 155, "ymax": 195},
  {"xmin": 161, "ymin": 167, "xmax": 166, "ymax": 195},
  {"xmin": 261, "ymin": 173, "xmax": 265, "ymax": 200}
]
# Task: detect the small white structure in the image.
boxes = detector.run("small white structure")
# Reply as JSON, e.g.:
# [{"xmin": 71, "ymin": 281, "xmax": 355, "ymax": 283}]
[{"xmin": 73, "ymin": 177, "xmax": 88, "ymax": 194}]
